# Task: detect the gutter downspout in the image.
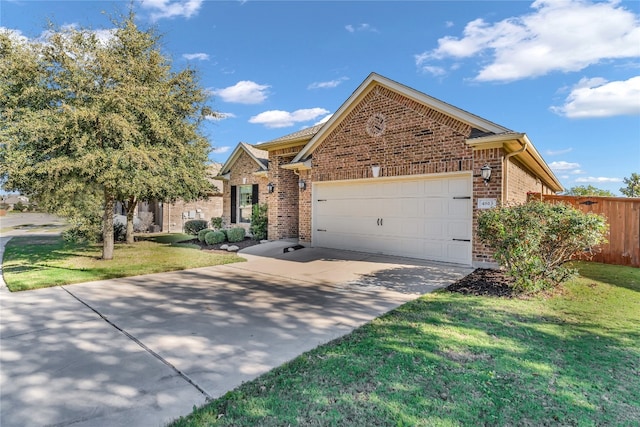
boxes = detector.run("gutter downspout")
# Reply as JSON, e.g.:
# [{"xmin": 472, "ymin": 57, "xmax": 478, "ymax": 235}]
[{"xmin": 502, "ymin": 141, "xmax": 528, "ymax": 203}]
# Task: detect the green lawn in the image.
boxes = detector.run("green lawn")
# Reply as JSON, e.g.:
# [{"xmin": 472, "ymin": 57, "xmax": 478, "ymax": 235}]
[
  {"xmin": 2, "ymin": 234, "xmax": 244, "ymax": 291},
  {"xmin": 171, "ymin": 262, "xmax": 640, "ymax": 427}
]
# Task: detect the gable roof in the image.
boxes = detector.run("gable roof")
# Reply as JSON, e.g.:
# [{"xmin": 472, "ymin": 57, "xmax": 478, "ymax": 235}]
[
  {"xmin": 256, "ymin": 123, "xmax": 325, "ymax": 151},
  {"xmin": 291, "ymin": 72, "xmax": 510, "ymax": 163},
  {"xmin": 218, "ymin": 142, "xmax": 268, "ymax": 176}
]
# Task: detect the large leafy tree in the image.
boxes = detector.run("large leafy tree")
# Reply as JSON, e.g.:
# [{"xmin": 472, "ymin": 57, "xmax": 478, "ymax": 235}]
[
  {"xmin": 620, "ymin": 173, "xmax": 640, "ymax": 197},
  {"xmin": 564, "ymin": 185, "xmax": 615, "ymax": 197},
  {"xmin": 0, "ymin": 13, "xmax": 213, "ymax": 259}
]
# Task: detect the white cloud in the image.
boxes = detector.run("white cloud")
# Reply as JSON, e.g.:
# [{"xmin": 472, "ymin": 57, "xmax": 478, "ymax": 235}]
[
  {"xmin": 551, "ymin": 76, "xmax": 640, "ymax": 118},
  {"xmin": 416, "ymin": 0, "xmax": 640, "ymax": 81},
  {"xmin": 314, "ymin": 113, "xmax": 333, "ymax": 125},
  {"xmin": 308, "ymin": 77, "xmax": 349, "ymax": 89},
  {"xmin": 210, "ymin": 81, "xmax": 270, "ymax": 104},
  {"xmin": 183, "ymin": 52, "xmax": 209, "ymax": 61},
  {"xmin": 205, "ymin": 112, "xmax": 236, "ymax": 121},
  {"xmin": 345, "ymin": 23, "xmax": 378, "ymax": 33},
  {"xmin": 0, "ymin": 27, "xmax": 28, "ymax": 44},
  {"xmin": 249, "ymin": 108, "xmax": 330, "ymax": 128},
  {"xmin": 545, "ymin": 147, "xmax": 573, "ymax": 156},
  {"xmin": 549, "ymin": 161, "xmax": 580, "ymax": 171},
  {"xmin": 211, "ymin": 146, "xmax": 231, "ymax": 154},
  {"xmin": 421, "ymin": 66, "xmax": 447, "ymax": 77},
  {"xmin": 575, "ymin": 176, "xmax": 623, "ymax": 183},
  {"xmin": 140, "ymin": 0, "xmax": 204, "ymax": 21}
]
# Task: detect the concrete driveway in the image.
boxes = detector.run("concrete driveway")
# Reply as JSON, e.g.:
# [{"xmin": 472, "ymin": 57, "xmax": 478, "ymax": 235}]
[{"xmin": 0, "ymin": 239, "xmax": 472, "ymax": 427}]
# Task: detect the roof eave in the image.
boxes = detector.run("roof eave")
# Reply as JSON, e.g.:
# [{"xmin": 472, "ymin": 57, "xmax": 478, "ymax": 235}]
[
  {"xmin": 219, "ymin": 143, "xmax": 268, "ymax": 175},
  {"xmin": 281, "ymin": 159, "xmax": 312, "ymax": 171},
  {"xmin": 467, "ymin": 133, "xmax": 563, "ymax": 193},
  {"xmin": 291, "ymin": 72, "xmax": 512, "ymax": 163}
]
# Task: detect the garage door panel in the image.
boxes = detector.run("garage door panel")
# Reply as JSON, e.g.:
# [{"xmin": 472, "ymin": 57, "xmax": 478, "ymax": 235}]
[
  {"xmin": 449, "ymin": 177, "xmax": 471, "ymax": 195},
  {"xmin": 423, "ymin": 179, "xmax": 445, "ymax": 196},
  {"xmin": 423, "ymin": 199, "xmax": 445, "ymax": 217},
  {"xmin": 448, "ymin": 199, "xmax": 471, "ymax": 218},
  {"xmin": 313, "ymin": 175, "xmax": 472, "ymax": 265},
  {"xmin": 448, "ymin": 221, "xmax": 471, "ymax": 240}
]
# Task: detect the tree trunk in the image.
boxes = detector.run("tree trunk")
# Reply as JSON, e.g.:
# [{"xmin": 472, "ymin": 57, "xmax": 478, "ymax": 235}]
[
  {"xmin": 102, "ymin": 188, "xmax": 115, "ymax": 260},
  {"xmin": 125, "ymin": 196, "xmax": 137, "ymax": 244}
]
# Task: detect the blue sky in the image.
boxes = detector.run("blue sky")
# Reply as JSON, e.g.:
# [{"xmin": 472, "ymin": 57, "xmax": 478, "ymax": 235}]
[{"xmin": 2, "ymin": 0, "xmax": 639, "ymax": 195}]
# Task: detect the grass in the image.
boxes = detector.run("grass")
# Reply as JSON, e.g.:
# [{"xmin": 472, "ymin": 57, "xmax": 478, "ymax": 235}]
[
  {"xmin": 2, "ymin": 234, "xmax": 245, "ymax": 291},
  {"xmin": 170, "ymin": 262, "xmax": 640, "ymax": 427}
]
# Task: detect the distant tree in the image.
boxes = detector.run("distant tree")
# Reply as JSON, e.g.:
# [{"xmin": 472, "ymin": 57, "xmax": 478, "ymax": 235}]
[
  {"xmin": 0, "ymin": 13, "xmax": 213, "ymax": 259},
  {"xmin": 620, "ymin": 173, "xmax": 640, "ymax": 197},
  {"xmin": 564, "ymin": 185, "xmax": 615, "ymax": 197}
]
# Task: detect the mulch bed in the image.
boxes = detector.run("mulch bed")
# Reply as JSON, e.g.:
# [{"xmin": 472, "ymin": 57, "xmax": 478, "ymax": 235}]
[
  {"xmin": 183, "ymin": 237, "xmax": 262, "ymax": 252},
  {"xmin": 446, "ymin": 268, "xmax": 516, "ymax": 298}
]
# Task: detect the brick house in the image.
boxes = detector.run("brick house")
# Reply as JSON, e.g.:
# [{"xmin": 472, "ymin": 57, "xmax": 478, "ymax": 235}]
[
  {"xmin": 216, "ymin": 142, "xmax": 269, "ymax": 232},
  {"xmin": 140, "ymin": 163, "xmax": 224, "ymax": 233},
  {"xmin": 220, "ymin": 73, "xmax": 563, "ymax": 266}
]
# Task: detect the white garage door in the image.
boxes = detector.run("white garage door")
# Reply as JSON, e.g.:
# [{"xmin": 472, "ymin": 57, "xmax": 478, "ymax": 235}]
[{"xmin": 312, "ymin": 173, "xmax": 472, "ymax": 265}]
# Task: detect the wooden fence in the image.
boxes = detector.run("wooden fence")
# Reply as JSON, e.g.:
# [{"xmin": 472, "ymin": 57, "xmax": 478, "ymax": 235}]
[{"xmin": 529, "ymin": 193, "xmax": 640, "ymax": 268}]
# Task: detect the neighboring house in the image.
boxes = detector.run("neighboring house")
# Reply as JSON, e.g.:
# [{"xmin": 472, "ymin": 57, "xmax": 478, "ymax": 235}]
[
  {"xmin": 220, "ymin": 73, "xmax": 563, "ymax": 267},
  {"xmin": 216, "ymin": 142, "xmax": 269, "ymax": 232},
  {"xmin": 140, "ymin": 163, "xmax": 224, "ymax": 233},
  {"xmin": 2, "ymin": 194, "xmax": 29, "ymax": 210}
]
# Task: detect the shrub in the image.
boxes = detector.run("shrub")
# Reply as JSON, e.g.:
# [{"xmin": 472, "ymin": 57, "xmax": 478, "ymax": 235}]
[
  {"xmin": 113, "ymin": 222, "xmax": 126, "ymax": 242},
  {"xmin": 478, "ymin": 200, "xmax": 608, "ymax": 293},
  {"xmin": 204, "ymin": 230, "xmax": 226, "ymax": 245},
  {"xmin": 13, "ymin": 201, "xmax": 27, "ymax": 212},
  {"xmin": 197, "ymin": 228, "xmax": 213, "ymax": 242},
  {"xmin": 249, "ymin": 203, "xmax": 268, "ymax": 240},
  {"xmin": 211, "ymin": 217, "xmax": 223, "ymax": 230},
  {"xmin": 62, "ymin": 215, "xmax": 102, "ymax": 243},
  {"xmin": 135, "ymin": 212, "xmax": 154, "ymax": 233},
  {"xmin": 184, "ymin": 219, "xmax": 208, "ymax": 235},
  {"xmin": 227, "ymin": 227, "xmax": 246, "ymax": 243}
]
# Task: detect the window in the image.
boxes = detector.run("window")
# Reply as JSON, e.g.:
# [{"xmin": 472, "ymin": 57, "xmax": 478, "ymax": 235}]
[
  {"xmin": 239, "ymin": 185, "xmax": 253, "ymax": 223},
  {"xmin": 231, "ymin": 184, "xmax": 258, "ymax": 224}
]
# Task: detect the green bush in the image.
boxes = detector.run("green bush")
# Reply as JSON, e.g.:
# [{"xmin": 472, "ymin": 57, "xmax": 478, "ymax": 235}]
[
  {"xmin": 13, "ymin": 201, "xmax": 27, "ymax": 212},
  {"xmin": 113, "ymin": 222, "xmax": 126, "ymax": 242},
  {"xmin": 184, "ymin": 219, "xmax": 208, "ymax": 235},
  {"xmin": 250, "ymin": 203, "xmax": 268, "ymax": 240},
  {"xmin": 204, "ymin": 230, "xmax": 226, "ymax": 245},
  {"xmin": 197, "ymin": 228, "xmax": 213, "ymax": 242},
  {"xmin": 227, "ymin": 227, "xmax": 246, "ymax": 243},
  {"xmin": 478, "ymin": 200, "xmax": 608, "ymax": 293},
  {"xmin": 211, "ymin": 217, "xmax": 223, "ymax": 230}
]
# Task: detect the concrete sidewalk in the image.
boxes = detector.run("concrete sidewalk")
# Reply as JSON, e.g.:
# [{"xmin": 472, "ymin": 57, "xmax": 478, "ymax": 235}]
[{"xmin": 0, "ymin": 240, "xmax": 471, "ymax": 427}]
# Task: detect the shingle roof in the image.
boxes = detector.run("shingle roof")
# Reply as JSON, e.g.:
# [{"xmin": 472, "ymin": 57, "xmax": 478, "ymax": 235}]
[
  {"xmin": 240, "ymin": 142, "xmax": 268, "ymax": 168},
  {"xmin": 261, "ymin": 123, "xmax": 324, "ymax": 145}
]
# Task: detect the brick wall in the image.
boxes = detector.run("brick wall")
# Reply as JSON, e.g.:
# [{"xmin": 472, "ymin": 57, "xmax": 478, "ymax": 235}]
[
  {"xmin": 221, "ymin": 150, "xmax": 269, "ymax": 233},
  {"xmin": 267, "ymin": 146, "xmax": 304, "ymax": 240},
  {"xmin": 311, "ymin": 86, "xmax": 474, "ymax": 183},
  {"xmin": 506, "ymin": 157, "xmax": 555, "ymax": 203},
  {"xmin": 471, "ymin": 147, "xmax": 504, "ymax": 265},
  {"xmin": 160, "ymin": 197, "xmax": 223, "ymax": 233},
  {"xmin": 298, "ymin": 169, "xmax": 312, "ymax": 243}
]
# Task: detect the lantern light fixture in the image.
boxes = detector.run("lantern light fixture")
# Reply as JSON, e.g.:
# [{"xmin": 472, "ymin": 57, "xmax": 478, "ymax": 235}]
[{"xmin": 481, "ymin": 164, "xmax": 492, "ymax": 185}]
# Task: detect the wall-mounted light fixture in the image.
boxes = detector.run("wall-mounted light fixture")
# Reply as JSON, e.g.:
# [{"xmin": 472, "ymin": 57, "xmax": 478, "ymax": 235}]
[
  {"xmin": 242, "ymin": 177, "xmax": 247, "ymax": 184},
  {"xmin": 371, "ymin": 165, "xmax": 381, "ymax": 178},
  {"xmin": 481, "ymin": 164, "xmax": 492, "ymax": 185},
  {"xmin": 298, "ymin": 180, "xmax": 306, "ymax": 190},
  {"xmin": 267, "ymin": 182, "xmax": 275, "ymax": 193}
]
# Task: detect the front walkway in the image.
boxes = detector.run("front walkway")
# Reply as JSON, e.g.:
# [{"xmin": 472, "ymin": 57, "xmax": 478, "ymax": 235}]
[{"xmin": 0, "ymin": 239, "xmax": 471, "ymax": 427}]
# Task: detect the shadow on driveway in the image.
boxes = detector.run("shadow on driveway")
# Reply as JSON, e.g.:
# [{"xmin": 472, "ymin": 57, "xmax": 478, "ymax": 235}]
[{"xmin": 1, "ymin": 243, "xmax": 472, "ymax": 427}]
